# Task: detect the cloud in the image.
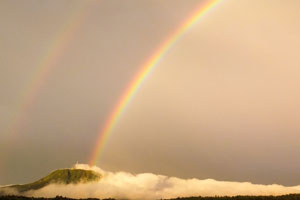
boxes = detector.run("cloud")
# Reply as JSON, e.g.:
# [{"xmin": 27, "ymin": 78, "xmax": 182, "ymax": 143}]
[
  {"xmin": 0, "ymin": 187, "xmax": 19, "ymax": 196},
  {"xmin": 3, "ymin": 164, "xmax": 300, "ymax": 199}
]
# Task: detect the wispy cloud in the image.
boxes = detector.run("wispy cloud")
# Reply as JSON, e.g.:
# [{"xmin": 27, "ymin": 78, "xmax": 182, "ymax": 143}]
[{"xmin": 2, "ymin": 164, "xmax": 300, "ymax": 199}]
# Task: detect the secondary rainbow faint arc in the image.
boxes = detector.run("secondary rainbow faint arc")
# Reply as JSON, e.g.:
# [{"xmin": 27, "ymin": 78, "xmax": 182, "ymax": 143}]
[
  {"xmin": 89, "ymin": 0, "xmax": 223, "ymax": 165},
  {"xmin": 6, "ymin": 2, "xmax": 92, "ymax": 138}
]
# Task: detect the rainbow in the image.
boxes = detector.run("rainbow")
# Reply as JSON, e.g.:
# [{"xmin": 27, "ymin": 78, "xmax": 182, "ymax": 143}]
[
  {"xmin": 89, "ymin": 0, "xmax": 223, "ymax": 166},
  {"xmin": 6, "ymin": 1, "xmax": 93, "ymax": 138}
]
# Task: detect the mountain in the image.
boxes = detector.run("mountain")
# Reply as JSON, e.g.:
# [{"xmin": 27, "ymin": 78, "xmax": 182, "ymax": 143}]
[{"xmin": 3, "ymin": 169, "xmax": 101, "ymax": 193}]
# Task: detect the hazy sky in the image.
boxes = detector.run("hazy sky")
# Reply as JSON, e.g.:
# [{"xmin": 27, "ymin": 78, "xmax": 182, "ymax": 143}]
[{"xmin": 1, "ymin": 0, "xmax": 300, "ymax": 186}]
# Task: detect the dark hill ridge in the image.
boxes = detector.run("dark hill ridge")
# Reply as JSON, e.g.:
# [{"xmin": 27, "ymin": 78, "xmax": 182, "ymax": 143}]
[
  {"xmin": 1, "ymin": 194, "xmax": 300, "ymax": 200},
  {"xmin": 5, "ymin": 169, "xmax": 101, "ymax": 193}
]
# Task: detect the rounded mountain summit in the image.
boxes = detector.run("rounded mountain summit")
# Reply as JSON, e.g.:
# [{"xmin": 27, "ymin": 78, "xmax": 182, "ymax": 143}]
[{"xmin": 3, "ymin": 168, "xmax": 101, "ymax": 193}]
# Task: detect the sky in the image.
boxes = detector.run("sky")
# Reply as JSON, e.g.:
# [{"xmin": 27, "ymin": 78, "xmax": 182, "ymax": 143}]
[{"xmin": 1, "ymin": 0, "xmax": 300, "ymax": 187}]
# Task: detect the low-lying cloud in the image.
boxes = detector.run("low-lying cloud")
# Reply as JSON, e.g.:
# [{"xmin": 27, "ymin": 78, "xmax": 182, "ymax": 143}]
[{"xmin": 2, "ymin": 164, "xmax": 300, "ymax": 199}]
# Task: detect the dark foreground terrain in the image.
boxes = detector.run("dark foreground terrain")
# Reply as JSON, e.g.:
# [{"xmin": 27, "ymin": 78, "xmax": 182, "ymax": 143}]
[
  {"xmin": 170, "ymin": 194, "xmax": 300, "ymax": 200},
  {"xmin": 1, "ymin": 194, "xmax": 300, "ymax": 200},
  {"xmin": 0, "ymin": 196, "xmax": 101, "ymax": 200}
]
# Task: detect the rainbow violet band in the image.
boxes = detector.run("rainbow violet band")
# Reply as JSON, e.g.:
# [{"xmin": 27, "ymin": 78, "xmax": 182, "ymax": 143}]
[{"xmin": 89, "ymin": 0, "xmax": 223, "ymax": 166}]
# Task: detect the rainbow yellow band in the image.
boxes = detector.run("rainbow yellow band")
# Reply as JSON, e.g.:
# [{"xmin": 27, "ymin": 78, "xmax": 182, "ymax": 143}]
[{"xmin": 89, "ymin": 0, "xmax": 222, "ymax": 166}]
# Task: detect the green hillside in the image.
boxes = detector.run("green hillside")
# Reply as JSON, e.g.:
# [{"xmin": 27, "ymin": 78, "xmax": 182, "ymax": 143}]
[{"xmin": 7, "ymin": 169, "xmax": 101, "ymax": 193}]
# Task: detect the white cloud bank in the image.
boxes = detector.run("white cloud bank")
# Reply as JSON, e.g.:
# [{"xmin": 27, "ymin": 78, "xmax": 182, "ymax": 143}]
[{"xmin": 3, "ymin": 164, "xmax": 300, "ymax": 199}]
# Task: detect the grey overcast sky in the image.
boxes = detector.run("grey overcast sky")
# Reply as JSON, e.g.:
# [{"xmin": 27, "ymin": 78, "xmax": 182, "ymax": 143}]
[{"xmin": 1, "ymin": 0, "xmax": 300, "ymax": 186}]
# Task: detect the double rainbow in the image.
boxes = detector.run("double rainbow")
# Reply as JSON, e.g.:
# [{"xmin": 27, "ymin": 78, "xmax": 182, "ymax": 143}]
[{"xmin": 89, "ymin": 0, "xmax": 222, "ymax": 166}]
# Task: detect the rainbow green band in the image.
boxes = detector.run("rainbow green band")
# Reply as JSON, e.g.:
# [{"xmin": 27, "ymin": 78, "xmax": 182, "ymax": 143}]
[{"xmin": 89, "ymin": 0, "xmax": 223, "ymax": 166}]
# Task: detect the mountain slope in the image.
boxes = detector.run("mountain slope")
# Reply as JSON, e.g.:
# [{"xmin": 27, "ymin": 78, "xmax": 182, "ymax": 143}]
[{"xmin": 6, "ymin": 169, "xmax": 101, "ymax": 193}]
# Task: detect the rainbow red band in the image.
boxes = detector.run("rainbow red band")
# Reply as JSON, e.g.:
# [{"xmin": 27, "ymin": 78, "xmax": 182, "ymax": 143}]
[{"xmin": 89, "ymin": 0, "xmax": 222, "ymax": 166}]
